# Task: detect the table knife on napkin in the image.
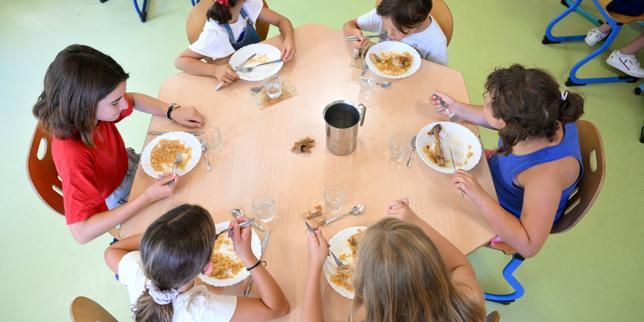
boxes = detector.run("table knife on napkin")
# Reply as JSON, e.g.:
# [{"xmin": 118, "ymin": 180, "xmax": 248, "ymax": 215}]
[{"xmin": 244, "ymin": 230, "xmax": 271, "ymax": 296}]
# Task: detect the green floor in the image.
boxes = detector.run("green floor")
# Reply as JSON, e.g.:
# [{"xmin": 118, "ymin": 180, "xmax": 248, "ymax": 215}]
[{"xmin": 1, "ymin": 0, "xmax": 642, "ymax": 321}]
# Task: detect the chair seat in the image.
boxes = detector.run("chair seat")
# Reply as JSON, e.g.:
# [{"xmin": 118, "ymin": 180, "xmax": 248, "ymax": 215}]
[{"xmin": 597, "ymin": 0, "xmax": 644, "ymax": 23}]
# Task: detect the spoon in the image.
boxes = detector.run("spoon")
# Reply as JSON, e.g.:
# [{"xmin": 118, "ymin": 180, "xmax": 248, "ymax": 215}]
[
  {"xmin": 199, "ymin": 139, "xmax": 212, "ymax": 171},
  {"xmin": 323, "ymin": 204, "xmax": 365, "ymax": 225},
  {"xmin": 250, "ymin": 85, "xmax": 264, "ymax": 93},
  {"xmin": 231, "ymin": 208, "xmax": 265, "ymax": 232},
  {"xmin": 406, "ymin": 135, "xmax": 417, "ymax": 167},
  {"xmin": 215, "ymin": 218, "xmax": 255, "ymax": 239}
]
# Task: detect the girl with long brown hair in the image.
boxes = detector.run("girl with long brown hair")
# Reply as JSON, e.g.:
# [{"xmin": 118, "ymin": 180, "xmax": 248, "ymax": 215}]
[
  {"xmin": 302, "ymin": 199, "xmax": 485, "ymax": 322},
  {"xmin": 105, "ymin": 204, "xmax": 290, "ymax": 322},
  {"xmin": 431, "ymin": 64, "xmax": 584, "ymax": 257},
  {"xmin": 33, "ymin": 44, "xmax": 205, "ymax": 244}
]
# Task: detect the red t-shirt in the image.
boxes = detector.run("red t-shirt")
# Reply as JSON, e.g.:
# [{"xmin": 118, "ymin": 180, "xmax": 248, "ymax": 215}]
[{"xmin": 52, "ymin": 96, "xmax": 134, "ymax": 225}]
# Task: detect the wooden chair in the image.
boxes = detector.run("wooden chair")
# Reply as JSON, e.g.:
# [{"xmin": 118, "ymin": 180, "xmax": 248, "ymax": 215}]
[
  {"xmin": 486, "ymin": 310, "xmax": 501, "ymax": 322},
  {"xmin": 375, "ymin": 0, "xmax": 454, "ymax": 45},
  {"xmin": 485, "ymin": 120, "xmax": 606, "ymax": 304},
  {"xmin": 70, "ymin": 296, "xmax": 117, "ymax": 322},
  {"xmin": 27, "ymin": 125, "xmax": 64, "ymax": 215},
  {"xmin": 186, "ymin": 0, "xmax": 270, "ymax": 45}
]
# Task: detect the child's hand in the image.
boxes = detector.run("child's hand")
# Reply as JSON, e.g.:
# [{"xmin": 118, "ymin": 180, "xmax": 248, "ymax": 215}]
[
  {"xmin": 349, "ymin": 29, "xmax": 369, "ymax": 48},
  {"xmin": 170, "ymin": 105, "xmax": 204, "ymax": 128},
  {"xmin": 452, "ymin": 170, "xmax": 486, "ymax": 204},
  {"xmin": 230, "ymin": 218, "xmax": 257, "ymax": 265},
  {"xmin": 143, "ymin": 173, "xmax": 178, "ymax": 203},
  {"xmin": 306, "ymin": 227, "xmax": 329, "ymax": 268},
  {"xmin": 386, "ymin": 198, "xmax": 419, "ymax": 223},
  {"xmin": 430, "ymin": 91, "xmax": 458, "ymax": 117},
  {"xmin": 281, "ymin": 36, "xmax": 296, "ymax": 62},
  {"xmin": 213, "ymin": 64, "xmax": 238, "ymax": 87}
]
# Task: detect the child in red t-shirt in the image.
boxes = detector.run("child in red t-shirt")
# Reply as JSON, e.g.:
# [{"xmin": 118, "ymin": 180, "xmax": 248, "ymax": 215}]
[{"xmin": 33, "ymin": 44, "xmax": 205, "ymax": 244}]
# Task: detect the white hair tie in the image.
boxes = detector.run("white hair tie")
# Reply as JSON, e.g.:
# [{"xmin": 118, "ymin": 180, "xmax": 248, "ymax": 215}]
[
  {"xmin": 146, "ymin": 280, "xmax": 179, "ymax": 305},
  {"xmin": 561, "ymin": 90, "xmax": 568, "ymax": 101}
]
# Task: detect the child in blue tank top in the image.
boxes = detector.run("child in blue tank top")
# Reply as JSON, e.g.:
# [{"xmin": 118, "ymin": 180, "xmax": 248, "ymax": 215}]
[{"xmin": 430, "ymin": 64, "xmax": 584, "ymax": 258}]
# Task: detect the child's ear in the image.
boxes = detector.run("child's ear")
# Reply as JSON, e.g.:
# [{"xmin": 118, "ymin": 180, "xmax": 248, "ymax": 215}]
[{"xmin": 203, "ymin": 261, "xmax": 213, "ymax": 275}]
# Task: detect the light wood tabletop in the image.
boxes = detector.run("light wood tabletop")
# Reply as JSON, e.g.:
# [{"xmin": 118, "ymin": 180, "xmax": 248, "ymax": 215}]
[{"xmin": 121, "ymin": 23, "xmax": 496, "ymax": 322}]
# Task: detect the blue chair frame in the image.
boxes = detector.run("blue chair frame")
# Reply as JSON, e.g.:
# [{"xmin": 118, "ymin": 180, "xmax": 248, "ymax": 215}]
[
  {"xmin": 542, "ymin": 0, "xmax": 640, "ymax": 86},
  {"xmin": 484, "ymin": 254, "xmax": 526, "ymax": 304},
  {"xmin": 100, "ymin": 0, "xmax": 198, "ymax": 23}
]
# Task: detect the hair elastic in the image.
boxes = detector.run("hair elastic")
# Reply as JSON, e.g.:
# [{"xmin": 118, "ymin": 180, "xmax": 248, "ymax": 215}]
[
  {"xmin": 560, "ymin": 90, "xmax": 568, "ymax": 101},
  {"xmin": 147, "ymin": 280, "xmax": 180, "ymax": 305},
  {"xmin": 246, "ymin": 260, "xmax": 267, "ymax": 271},
  {"xmin": 215, "ymin": 0, "xmax": 229, "ymax": 6}
]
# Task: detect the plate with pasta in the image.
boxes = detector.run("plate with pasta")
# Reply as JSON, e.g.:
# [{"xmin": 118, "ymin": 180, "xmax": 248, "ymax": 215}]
[
  {"xmin": 323, "ymin": 226, "xmax": 367, "ymax": 299},
  {"xmin": 199, "ymin": 221, "xmax": 262, "ymax": 287},
  {"xmin": 365, "ymin": 41, "xmax": 421, "ymax": 79},
  {"xmin": 140, "ymin": 131, "xmax": 202, "ymax": 178}
]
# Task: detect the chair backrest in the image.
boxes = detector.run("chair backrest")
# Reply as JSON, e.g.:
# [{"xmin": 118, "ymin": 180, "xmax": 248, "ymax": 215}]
[
  {"xmin": 27, "ymin": 124, "xmax": 64, "ymax": 215},
  {"xmin": 186, "ymin": 0, "xmax": 270, "ymax": 45},
  {"xmin": 551, "ymin": 120, "xmax": 605, "ymax": 234},
  {"xmin": 375, "ymin": 0, "xmax": 454, "ymax": 45},
  {"xmin": 70, "ymin": 296, "xmax": 117, "ymax": 322},
  {"xmin": 486, "ymin": 310, "xmax": 501, "ymax": 322}
]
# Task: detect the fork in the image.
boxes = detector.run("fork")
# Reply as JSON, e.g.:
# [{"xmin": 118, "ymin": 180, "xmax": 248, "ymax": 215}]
[
  {"xmin": 165, "ymin": 152, "xmax": 183, "ymax": 185},
  {"xmin": 215, "ymin": 218, "xmax": 255, "ymax": 239},
  {"xmin": 304, "ymin": 222, "xmax": 349, "ymax": 270},
  {"xmin": 235, "ymin": 59, "xmax": 283, "ymax": 73},
  {"xmin": 448, "ymin": 147, "xmax": 464, "ymax": 198},
  {"xmin": 199, "ymin": 139, "xmax": 212, "ymax": 171},
  {"xmin": 345, "ymin": 34, "xmax": 381, "ymax": 41}
]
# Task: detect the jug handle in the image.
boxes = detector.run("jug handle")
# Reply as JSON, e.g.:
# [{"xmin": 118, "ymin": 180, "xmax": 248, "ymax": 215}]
[{"xmin": 358, "ymin": 103, "xmax": 367, "ymax": 126}]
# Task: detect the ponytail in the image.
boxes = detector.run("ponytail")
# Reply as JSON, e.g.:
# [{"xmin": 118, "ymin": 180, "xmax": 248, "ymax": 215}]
[
  {"xmin": 134, "ymin": 290, "xmax": 173, "ymax": 322},
  {"xmin": 558, "ymin": 91, "xmax": 584, "ymax": 124},
  {"xmin": 206, "ymin": 0, "xmax": 239, "ymax": 24}
]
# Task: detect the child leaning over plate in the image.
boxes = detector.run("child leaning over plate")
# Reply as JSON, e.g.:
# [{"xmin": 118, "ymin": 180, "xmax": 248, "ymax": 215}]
[
  {"xmin": 105, "ymin": 204, "xmax": 290, "ymax": 322},
  {"xmin": 175, "ymin": 0, "xmax": 295, "ymax": 89},
  {"xmin": 343, "ymin": 0, "xmax": 448, "ymax": 66},
  {"xmin": 431, "ymin": 64, "xmax": 585, "ymax": 258},
  {"xmin": 33, "ymin": 44, "xmax": 204, "ymax": 244}
]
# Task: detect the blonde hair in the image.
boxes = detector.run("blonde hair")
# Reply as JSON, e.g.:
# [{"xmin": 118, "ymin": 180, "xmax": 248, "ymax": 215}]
[{"xmin": 350, "ymin": 218, "xmax": 484, "ymax": 322}]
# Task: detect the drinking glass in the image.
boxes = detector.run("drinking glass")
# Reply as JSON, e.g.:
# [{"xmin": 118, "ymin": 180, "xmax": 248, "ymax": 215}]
[
  {"xmin": 264, "ymin": 75, "xmax": 282, "ymax": 100},
  {"xmin": 209, "ymin": 127, "xmax": 223, "ymax": 153},
  {"xmin": 253, "ymin": 195, "xmax": 276, "ymax": 223},
  {"xmin": 324, "ymin": 186, "xmax": 347, "ymax": 214},
  {"xmin": 358, "ymin": 69, "xmax": 375, "ymax": 105},
  {"xmin": 389, "ymin": 134, "xmax": 408, "ymax": 169}
]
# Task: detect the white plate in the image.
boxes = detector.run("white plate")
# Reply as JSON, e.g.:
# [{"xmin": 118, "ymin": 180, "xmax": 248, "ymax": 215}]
[
  {"xmin": 198, "ymin": 221, "xmax": 262, "ymax": 287},
  {"xmin": 230, "ymin": 43, "xmax": 283, "ymax": 82},
  {"xmin": 415, "ymin": 121, "xmax": 482, "ymax": 174},
  {"xmin": 365, "ymin": 41, "xmax": 421, "ymax": 79},
  {"xmin": 323, "ymin": 226, "xmax": 367, "ymax": 299},
  {"xmin": 140, "ymin": 131, "xmax": 202, "ymax": 178}
]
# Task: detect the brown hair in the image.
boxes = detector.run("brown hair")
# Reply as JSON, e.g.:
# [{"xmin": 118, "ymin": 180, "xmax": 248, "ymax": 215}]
[
  {"xmin": 376, "ymin": 0, "xmax": 432, "ymax": 33},
  {"xmin": 32, "ymin": 44, "xmax": 129, "ymax": 147},
  {"xmin": 485, "ymin": 64, "xmax": 584, "ymax": 155},
  {"xmin": 350, "ymin": 218, "xmax": 485, "ymax": 322},
  {"xmin": 207, "ymin": 0, "xmax": 240, "ymax": 24},
  {"xmin": 134, "ymin": 204, "xmax": 215, "ymax": 322}
]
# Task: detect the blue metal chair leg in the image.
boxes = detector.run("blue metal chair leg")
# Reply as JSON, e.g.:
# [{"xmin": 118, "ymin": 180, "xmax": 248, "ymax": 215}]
[
  {"xmin": 485, "ymin": 254, "xmax": 526, "ymax": 304},
  {"xmin": 133, "ymin": 0, "xmax": 149, "ymax": 22},
  {"xmin": 635, "ymin": 83, "xmax": 644, "ymax": 95},
  {"xmin": 562, "ymin": 0, "xmax": 603, "ymax": 25},
  {"xmin": 543, "ymin": 0, "xmax": 588, "ymax": 44}
]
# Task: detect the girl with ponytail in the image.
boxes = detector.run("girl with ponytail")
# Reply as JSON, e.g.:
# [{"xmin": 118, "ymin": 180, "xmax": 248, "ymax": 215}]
[
  {"xmin": 176, "ymin": 0, "xmax": 295, "ymax": 89},
  {"xmin": 105, "ymin": 204, "xmax": 290, "ymax": 321},
  {"xmin": 430, "ymin": 64, "xmax": 584, "ymax": 258}
]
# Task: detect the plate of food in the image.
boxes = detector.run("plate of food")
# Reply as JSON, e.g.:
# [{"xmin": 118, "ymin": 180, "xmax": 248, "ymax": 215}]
[
  {"xmin": 365, "ymin": 41, "xmax": 421, "ymax": 79},
  {"xmin": 199, "ymin": 221, "xmax": 262, "ymax": 287},
  {"xmin": 230, "ymin": 43, "xmax": 283, "ymax": 82},
  {"xmin": 323, "ymin": 226, "xmax": 367, "ymax": 299},
  {"xmin": 415, "ymin": 121, "xmax": 482, "ymax": 174},
  {"xmin": 140, "ymin": 131, "xmax": 202, "ymax": 178}
]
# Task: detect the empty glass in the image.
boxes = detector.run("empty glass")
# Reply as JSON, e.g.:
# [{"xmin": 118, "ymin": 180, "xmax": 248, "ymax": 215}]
[
  {"xmin": 358, "ymin": 68, "xmax": 375, "ymax": 105},
  {"xmin": 324, "ymin": 186, "xmax": 347, "ymax": 213},
  {"xmin": 209, "ymin": 127, "xmax": 223, "ymax": 153},
  {"xmin": 264, "ymin": 75, "xmax": 282, "ymax": 100},
  {"xmin": 252, "ymin": 195, "xmax": 276, "ymax": 223},
  {"xmin": 389, "ymin": 134, "xmax": 408, "ymax": 169}
]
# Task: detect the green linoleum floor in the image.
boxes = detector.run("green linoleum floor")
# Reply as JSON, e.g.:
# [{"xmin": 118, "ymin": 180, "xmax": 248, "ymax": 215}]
[{"xmin": 1, "ymin": 0, "xmax": 642, "ymax": 321}]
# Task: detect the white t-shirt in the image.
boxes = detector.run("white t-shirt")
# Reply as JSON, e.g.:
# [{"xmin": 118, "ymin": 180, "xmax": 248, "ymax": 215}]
[
  {"xmin": 189, "ymin": 0, "xmax": 264, "ymax": 59},
  {"xmin": 118, "ymin": 251, "xmax": 237, "ymax": 322},
  {"xmin": 357, "ymin": 9, "xmax": 448, "ymax": 66}
]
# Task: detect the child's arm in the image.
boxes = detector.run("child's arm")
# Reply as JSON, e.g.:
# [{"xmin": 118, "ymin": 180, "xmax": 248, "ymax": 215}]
[
  {"xmin": 68, "ymin": 174, "xmax": 176, "ymax": 244},
  {"xmin": 128, "ymin": 92, "xmax": 204, "ymax": 128},
  {"xmin": 453, "ymin": 158, "xmax": 576, "ymax": 258},
  {"xmin": 430, "ymin": 92, "xmax": 492, "ymax": 128},
  {"xmin": 104, "ymin": 234, "xmax": 143, "ymax": 274},
  {"xmin": 229, "ymin": 220, "xmax": 290, "ymax": 322},
  {"xmin": 257, "ymin": 7, "xmax": 296, "ymax": 61},
  {"xmin": 302, "ymin": 228, "xmax": 328, "ymax": 322},
  {"xmin": 343, "ymin": 19, "xmax": 369, "ymax": 48},
  {"xmin": 175, "ymin": 49, "xmax": 239, "ymax": 86}
]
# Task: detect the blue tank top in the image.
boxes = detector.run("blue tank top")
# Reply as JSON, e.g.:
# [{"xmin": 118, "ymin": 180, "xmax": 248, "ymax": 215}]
[{"xmin": 488, "ymin": 122, "xmax": 583, "ymax": 222}]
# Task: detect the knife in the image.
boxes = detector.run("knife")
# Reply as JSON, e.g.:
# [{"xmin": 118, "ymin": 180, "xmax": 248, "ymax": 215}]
[
  {"xmin": 244, "ymin": 230, "xmax": 271, "ymax": 296},
  {"xmin": 448, "ymin": 147, "xmax": 464, "ymax": 198}
]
